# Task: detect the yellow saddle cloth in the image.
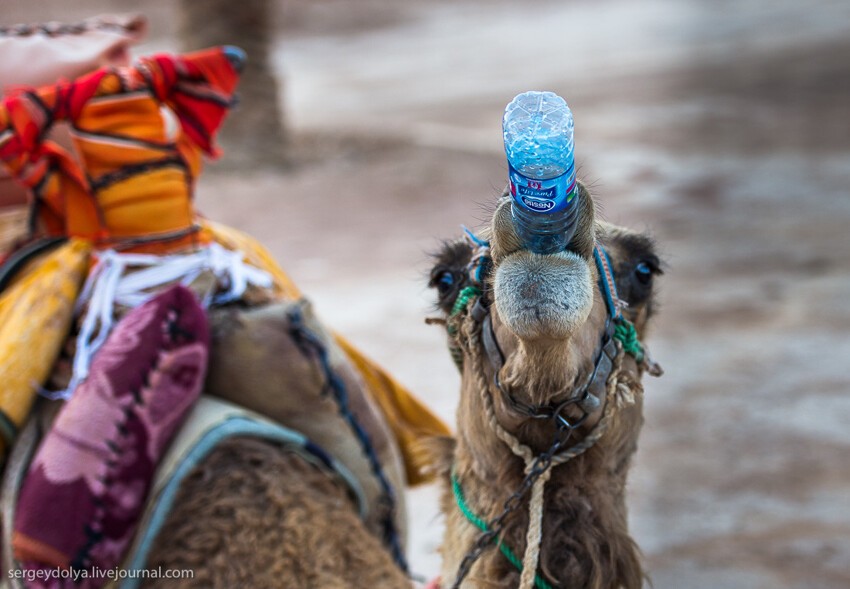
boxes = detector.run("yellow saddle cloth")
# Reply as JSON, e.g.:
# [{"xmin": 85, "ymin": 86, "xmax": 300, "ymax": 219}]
[{"xmin": 0, "ymin": 240, "xmax": 90, "ymax": 457}]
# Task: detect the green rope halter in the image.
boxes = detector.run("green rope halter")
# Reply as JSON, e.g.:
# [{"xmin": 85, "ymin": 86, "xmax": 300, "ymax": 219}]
[
  {"xmin": 613, "ymin": 318, "xmax": 644, "ymax": 363},
  {"xmin": 446, "ymin": 285, "xmax": 482, "ymax": 370},
  {"xmin": 451, "ymin": 472, "xmax": 554, "ymax": 589},
  {"xmin": 450, "ymin": 285, "xmax": 482, "ymax": 318}
]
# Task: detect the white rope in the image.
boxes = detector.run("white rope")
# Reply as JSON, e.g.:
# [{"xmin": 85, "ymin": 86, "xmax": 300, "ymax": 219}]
[
  {"xmin": 467, "ymin": 315, "xmax": 542, "ymax": 589},
  {"xmin": 45, "ymin": 243, "xmax": 272, "ymax": 400},
  {"xmin": 462, "ymin": 310, "xmax": 617, "ymax": 589}
]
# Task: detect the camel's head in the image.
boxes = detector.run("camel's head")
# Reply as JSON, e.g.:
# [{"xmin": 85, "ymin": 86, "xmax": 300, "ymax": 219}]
[
  {"xmin": 429, "ymin": 183, "xmax": 662, "ymax": 440},
  {"xmin": 428, "ymin": 183, "xmax": 662, "ymax": 589}
]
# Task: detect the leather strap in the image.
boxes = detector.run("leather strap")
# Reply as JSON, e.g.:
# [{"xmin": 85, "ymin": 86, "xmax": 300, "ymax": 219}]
[
  {"xmin": 480, "ymin": 312, "xmax": 504, "ymax": 373},
  {"xmin": 472, "ymin": 245, "xmax": 623, "ymax": 422}
]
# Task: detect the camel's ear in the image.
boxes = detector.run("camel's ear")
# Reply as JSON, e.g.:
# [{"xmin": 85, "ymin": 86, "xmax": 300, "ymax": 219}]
[
  {"xmin": 411, "ymin": 435, "xmax": 456, "ymax": 481},
  {"xmin": 568, "ymin": 182, "xmax": 596, "ymax": 261}
]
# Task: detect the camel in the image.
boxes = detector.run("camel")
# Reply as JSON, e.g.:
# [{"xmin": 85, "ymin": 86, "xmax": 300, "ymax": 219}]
[{"xmin": 426, "ymin": 185, "xmax": 663, "ymax": 589}]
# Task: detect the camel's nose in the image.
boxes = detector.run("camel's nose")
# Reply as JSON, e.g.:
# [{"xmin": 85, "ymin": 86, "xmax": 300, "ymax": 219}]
[
  {"xmin": 493, "ymin": 247, "xmax": 594, "ymax": 341},
  {"xmin": 490, "ymin": 190, "xmax": 596, "ymax": 341},
  {"xmin": 491, "ymin": 186, "xmax": 595, "ymax": 264}
]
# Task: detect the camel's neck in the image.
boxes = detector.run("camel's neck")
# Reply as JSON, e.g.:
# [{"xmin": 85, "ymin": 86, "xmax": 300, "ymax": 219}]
[{"xmin": 445, "ymin": 366, "xmax": 645, "ymax": 589}]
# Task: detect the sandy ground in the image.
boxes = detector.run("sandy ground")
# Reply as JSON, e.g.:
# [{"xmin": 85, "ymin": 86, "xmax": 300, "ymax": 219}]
[{"xmin": 5, "ymin": 1, "xmax": 850, "ymax": 587}]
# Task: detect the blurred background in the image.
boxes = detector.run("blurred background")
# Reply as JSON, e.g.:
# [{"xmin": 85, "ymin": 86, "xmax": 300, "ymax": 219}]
[{"xmin": 4, "ymin": 1, "xmax": 849, "ymax": 587}]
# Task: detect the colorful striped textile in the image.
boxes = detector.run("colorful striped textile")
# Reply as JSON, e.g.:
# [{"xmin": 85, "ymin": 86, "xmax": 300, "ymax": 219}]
[
  {"xmin": 0, "ymin": 47, "xmax": 238, "ymax": 253},
  {"xmin": 0, "ymin": 14, "xmax": 147, "ymax": 220}
]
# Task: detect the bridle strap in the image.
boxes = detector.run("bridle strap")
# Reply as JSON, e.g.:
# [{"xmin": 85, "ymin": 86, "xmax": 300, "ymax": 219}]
[
  {"xmin": 593, "ymin": 243, "xmax": 624, "ymax": 320},
  {"xmin": 586, "ymin": 332, "xmax": 618, "ymax": 410},
  {"xmin": 472, "ymin": 244, "xmax": 623, "ymax": 422},
  {"xmin": 480, "ymin": 308, "xmax": 505, "ymax": 371}
]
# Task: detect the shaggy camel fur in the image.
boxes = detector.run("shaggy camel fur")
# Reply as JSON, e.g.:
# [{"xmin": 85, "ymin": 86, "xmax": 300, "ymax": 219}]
[
  {"xmin": 141, "ymin": 301, "xmax": 411, "ymax": 589},
  {"xmin": 144, "ymin": 438, "xmax": 410, "ymax": 589},
  {"xmin": 428, "ymin": 187, "xmax": 663, "ymax": 589}
]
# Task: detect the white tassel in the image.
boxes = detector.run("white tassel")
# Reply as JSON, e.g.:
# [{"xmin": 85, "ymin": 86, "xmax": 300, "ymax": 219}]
[{"xmin": 45, "ymin": 244, "xmax": 272, "ymax": 401}]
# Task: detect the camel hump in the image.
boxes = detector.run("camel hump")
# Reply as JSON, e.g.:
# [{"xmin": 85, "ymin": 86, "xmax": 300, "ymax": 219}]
[{"xmin": 0, "ymin": 396, "xmax": 370, "ymax": 585}]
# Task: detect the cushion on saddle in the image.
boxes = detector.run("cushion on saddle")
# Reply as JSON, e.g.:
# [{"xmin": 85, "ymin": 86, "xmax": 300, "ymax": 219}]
[
  {"xmin": 12, "ymin": 285, "xmax": 208, "ymax": 581},
  {"xmin": 205, "ymin": 299, "xmax": 410, "ymax": 545},
  {"xmin": 204, "ymin": 218, "xmax": 451, "ymax": 485}
]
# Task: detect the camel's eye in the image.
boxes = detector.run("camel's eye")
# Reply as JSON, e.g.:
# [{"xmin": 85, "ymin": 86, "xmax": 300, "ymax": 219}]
[
  {"xmin": 430, "ymin": 267, "xmax": 463, "ymax": 313},
  {"xmin": 634, "ymin": 261, "xmax": 653, "ymax": 285},
  {"xmin": 435, "ymin": 271, "xmax": 455, "ymax": 295},
  {"xmin": 429, "ymin": 241, "xmax": 474, "ymax": 313}
]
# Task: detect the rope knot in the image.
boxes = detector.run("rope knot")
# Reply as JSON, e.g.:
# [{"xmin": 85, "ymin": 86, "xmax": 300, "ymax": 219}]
[
  {"xmin": 613, "ymin": 318, "xmax": 644, "ymax": 363},
  {"xmin": 450, "ymin": 285, "xmax": 482, "ymax": 318}
]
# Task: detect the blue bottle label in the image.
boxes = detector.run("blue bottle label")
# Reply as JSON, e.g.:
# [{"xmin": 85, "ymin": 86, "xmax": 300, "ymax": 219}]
[{"xmin": 508, "ymin": 163, "xmax": 577, "ymax": 215}]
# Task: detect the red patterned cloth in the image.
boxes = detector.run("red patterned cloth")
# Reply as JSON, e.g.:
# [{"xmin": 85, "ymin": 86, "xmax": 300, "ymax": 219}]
[
  {"xmin": 0, "ymin": 48, "xmax": 238, "ymax": 252},
  {"xmin": 13, "ymin": 285, "xmax": 208, "ymax": 586}
]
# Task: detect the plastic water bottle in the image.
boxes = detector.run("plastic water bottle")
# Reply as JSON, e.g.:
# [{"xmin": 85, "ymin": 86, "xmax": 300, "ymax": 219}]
[{"xmin": 503, "ymin": 91, "xmax": 579, "ymax": 254}]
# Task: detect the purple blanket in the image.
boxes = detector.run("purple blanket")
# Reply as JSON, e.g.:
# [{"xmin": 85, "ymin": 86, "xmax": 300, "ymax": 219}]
[{"xmin": 13, "ymin": 285, "xmax": 208, "ymax": 587}]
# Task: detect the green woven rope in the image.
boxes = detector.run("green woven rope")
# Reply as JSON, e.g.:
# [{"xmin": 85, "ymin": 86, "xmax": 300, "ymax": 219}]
[
  {"xmin": 446, "ymin": 285, "xmax": 481, "ymax": 370},
  {"xmin": 613, "ymin": 319, "xmax": 644, "ymax": 363},
  {"xmin": 450, "ymin": 285, "xmax": 482, "ymax": 318},
  {"xmin": 451, "ymin": 472, "xmax": 554, "ymax": 589}
]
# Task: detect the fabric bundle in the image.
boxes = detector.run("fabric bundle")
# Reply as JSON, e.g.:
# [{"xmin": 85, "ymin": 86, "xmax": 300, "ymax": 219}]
[
  {"xmin": 0, "ymin": 47, "xmax": 237, "ymax": 252},
  {"xmin": 0, "ymin": 41, "xmax": 451, "ymax": 587},
  {"xmin": 0, "ymin": 14, "xmax": 147, "ymax": 251}
]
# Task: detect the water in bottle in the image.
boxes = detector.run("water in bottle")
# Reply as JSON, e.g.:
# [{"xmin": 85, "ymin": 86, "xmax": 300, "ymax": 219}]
[{"xmin": 503, "ymin": 91, "xmax": 579, "ymax": 255}]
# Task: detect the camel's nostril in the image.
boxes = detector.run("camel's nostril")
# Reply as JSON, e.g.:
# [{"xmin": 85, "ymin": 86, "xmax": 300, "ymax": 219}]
[{"xmin": 520, "ymin": 283, "xmax": 539, "ymax": 299}]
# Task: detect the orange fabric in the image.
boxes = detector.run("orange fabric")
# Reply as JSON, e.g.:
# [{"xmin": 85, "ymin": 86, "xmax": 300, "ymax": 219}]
[
  {"xmin": 0, "ymin": 15, "xmax": 147, "ymax": 213},
  {"xmin": 0, "ymin": 48, "xmax": 238, "ymax": 253},
  {"xmin": 9, "ymin": 533, "xmax": 69, "ymax": 568}
]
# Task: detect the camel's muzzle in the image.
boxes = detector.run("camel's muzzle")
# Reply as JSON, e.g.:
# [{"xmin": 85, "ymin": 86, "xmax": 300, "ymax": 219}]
[{"xmin": 493, "ymin": 248, "xmax": 594, "ymax": 341}]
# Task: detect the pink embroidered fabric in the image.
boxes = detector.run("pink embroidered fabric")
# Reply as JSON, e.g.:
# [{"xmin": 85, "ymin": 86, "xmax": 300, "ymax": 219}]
[{"xmin": 12, "ymin": 285, "xmax": 208, "ymax": 587}]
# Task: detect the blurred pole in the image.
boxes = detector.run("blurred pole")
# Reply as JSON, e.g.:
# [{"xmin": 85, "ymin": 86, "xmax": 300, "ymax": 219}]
[{"xmin": 179, "ymin": 0, "xmax": 288, "ymax": 169}]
